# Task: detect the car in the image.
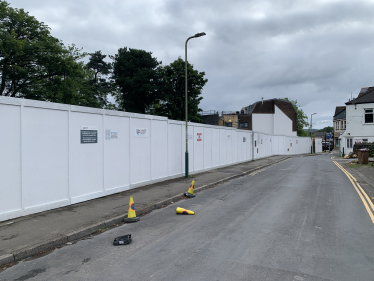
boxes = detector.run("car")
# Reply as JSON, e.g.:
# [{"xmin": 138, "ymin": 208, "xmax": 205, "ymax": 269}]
[{"xmin": 322, "ymin": 140, "xmax": 334, "ymax": 151}]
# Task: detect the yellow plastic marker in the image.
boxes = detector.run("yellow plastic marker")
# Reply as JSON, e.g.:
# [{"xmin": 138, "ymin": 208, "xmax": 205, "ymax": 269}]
[
  {"xmin": 187, "ymin": 179, "xmax": 195, "ymax": 195},
  {"xmin": 124, "ymin": 196, "xmax": 140, "ymax": 223},
  {"xmin": 128, "ymin": 196, "xmax": 136, "ymax": 218},
  {"xmin": 176, "ymin": 207, "xmax": 195, "ymax": 215}
]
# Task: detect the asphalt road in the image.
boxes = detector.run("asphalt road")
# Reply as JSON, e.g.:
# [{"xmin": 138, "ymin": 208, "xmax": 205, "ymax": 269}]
[{"xmin": 1, "ymin": 154, "xmax": 374, "ymax": 281}]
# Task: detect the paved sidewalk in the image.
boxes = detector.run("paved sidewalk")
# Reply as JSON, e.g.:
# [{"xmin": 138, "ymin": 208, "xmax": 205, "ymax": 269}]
[
  {"xmin": 343, "ymin": 161, "xmax": 374, "ymax": 201},
  {"xmin": 0, "ymin": 155, "xmax": 300, "ymax": 267}
]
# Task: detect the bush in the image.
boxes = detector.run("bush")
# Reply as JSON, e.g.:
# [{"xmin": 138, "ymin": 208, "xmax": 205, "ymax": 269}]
[{"xmin": 370, "ymin": 147, "xmax": 374, "ymax": 158}]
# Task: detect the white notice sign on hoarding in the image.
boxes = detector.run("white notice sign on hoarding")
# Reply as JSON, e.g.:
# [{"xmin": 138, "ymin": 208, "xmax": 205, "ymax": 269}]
[
  {"xmin": 197, "ymin": 133, "xmax": 202, "ymax": 141},
  {"xmin": 105, "ymin": 129, "xmax": 111, "ymax": 140}
]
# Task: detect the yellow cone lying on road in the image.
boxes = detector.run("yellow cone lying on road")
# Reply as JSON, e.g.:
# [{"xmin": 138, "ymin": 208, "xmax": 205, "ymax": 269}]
[
  {"xmin": 176, "ymin": 207, "xmax": 195, "ymax": 215},
  {"xmin": 124, "ymin": 196, "xmax": 140, "ymax": 223},
  {"xmin": 184, "ymin": 179, "xmax": 196, "ymax": 198}
]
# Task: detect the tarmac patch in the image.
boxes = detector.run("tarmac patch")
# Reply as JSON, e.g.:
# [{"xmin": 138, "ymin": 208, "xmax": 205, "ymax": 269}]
[
  {"xmin": 14, "ymin": 267, "xmax": 46, "ymax": 281},
  {"xmin": 2, "ymin": 234, "xmax": 18, "ymax": 240}
]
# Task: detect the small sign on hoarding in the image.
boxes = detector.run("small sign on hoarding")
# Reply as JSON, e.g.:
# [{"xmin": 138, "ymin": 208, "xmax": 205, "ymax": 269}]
[
  {"xmin": 105, "ymin": 129, "xmax": 111, "ymax": 140},
  {"xmin": 81, "ymin": 126, "xmax": 98, "ymax": 144},
  {"xmin": 135, "ymin": 128, "xmax": 148, "ymax": 138},
  {"xmin": 197, "ymin": 133, "xmax": 202, "ymax": 141}
]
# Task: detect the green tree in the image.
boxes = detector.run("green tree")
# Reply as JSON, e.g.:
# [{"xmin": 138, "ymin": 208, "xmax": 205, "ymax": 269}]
[
  {"xmin": 154, "ymin": 57, "xmax": 207, "ymax": 123},
  {"xmin": 317, "ymin": 126, "xmax": 333, "ymax": 133},
  {"xmin": 111, "ymin": 47, "xmax": 161, "ymax": 114},
  {"xmin": 0, "ymin": 1, "xmax": 84, "ymax": 100},
  {"xmin": 82, "ymin": 50, "xmax": 115, "ymax": 108},
  {"xmin": 41, "ymin": 44, "xmax": 87, "ymax": 105},
  {"xmin": 281, "ymin": 98, "xmax": 309, "ymax": 136}
]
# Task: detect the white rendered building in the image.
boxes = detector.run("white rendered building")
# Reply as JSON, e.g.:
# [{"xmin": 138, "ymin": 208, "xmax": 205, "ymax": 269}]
[{"xmin": 340, "ymin": 87, "xmax": 374, "ymax": 155}]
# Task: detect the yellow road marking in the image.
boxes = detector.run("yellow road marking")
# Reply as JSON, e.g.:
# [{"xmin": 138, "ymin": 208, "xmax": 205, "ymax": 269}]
[
  {"xmin": 334, "ymin": 161, "xmax": 374, "ymax": 212},
  {"xmin": 331, "ymin": 156, "xmax": 335, "ymax": 159},
  {"xmin": 333, "ymin": 161, "xmax": 374, "ymax": 224}
]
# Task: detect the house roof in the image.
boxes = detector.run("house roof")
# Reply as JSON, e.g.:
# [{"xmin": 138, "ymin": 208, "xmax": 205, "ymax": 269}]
[
  {"xmin": 346, "ymin": 87, "xmax": 374, "ymax": 105},
  {"xmin": 333, "ymin": 108, "xmax": 346, "ymax": 120},
  {"xmin": 334, "ymin": 106, "xmax": 345, "ymax": 117}
]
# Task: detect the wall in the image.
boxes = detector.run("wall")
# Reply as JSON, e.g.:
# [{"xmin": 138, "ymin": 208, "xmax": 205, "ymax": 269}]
[
  {"xmin": 0, "ymin": 96, "xmax": 311, "ymax": 222},
  {"xmin": 222, "ymin": 114, "xmax": 238, "ymax": 128},
  {"xmin": 344, "ymin": 103, "xmax": 374, "ymax": 136},
  {"xmin": 315, "ymin": 138, "xmax": 323, "ymax": 153},
  {"xmin": 274, "ymin": 105, "xmax": 297, "ymax": 137},
  {"xmin": 201, "ymin": 114, "xmax": 219, "ymax": 126},
  {"xmin": 252, "ymin": 114, "xmax": 274, "ymax": 135}
]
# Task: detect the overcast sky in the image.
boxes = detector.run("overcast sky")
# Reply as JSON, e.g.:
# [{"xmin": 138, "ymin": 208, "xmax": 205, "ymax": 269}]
[{"xmin": 7, "ymin": 0, "xmax": 374, "ymax": 129}]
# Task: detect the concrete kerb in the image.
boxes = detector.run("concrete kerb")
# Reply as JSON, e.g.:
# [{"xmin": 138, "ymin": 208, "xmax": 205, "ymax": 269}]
[
  {"xmin": 1, "ymin": 156, "xmax": 290, "ymax": 267},
  {"xmin": 13, "ymin": 235, "xmax": 67, "ymax": 262},
  {"xmin": 0, "ymin": 254, "xmax": 14, "ymax": 266}
]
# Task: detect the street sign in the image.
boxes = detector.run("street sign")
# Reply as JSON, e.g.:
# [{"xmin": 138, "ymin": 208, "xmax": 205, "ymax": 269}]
[{"xmin": 327, "ymin": 134, "xmax": 331, "ymax": 139}]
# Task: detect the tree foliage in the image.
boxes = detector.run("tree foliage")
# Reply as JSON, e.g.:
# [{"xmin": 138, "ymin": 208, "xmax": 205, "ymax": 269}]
[
  {"xmin": 316, "ymin": 126, "xmax": 333, "ymax": 133},
  {"xmin": 0, "ymin": 1, "xmax": 115, "ymax": 108},
  {"xmin": 0, "ymin": 1, "xmax": 81, "ymax": 99},
  {"xmin": 111, "ymin": 47, "xmax": 161, "ymax": 114},
  {"xmin": 82, "ymin": 51, "xmax": 115, "ymax": 108},
  {"xmin": 281, "ymin": 97, "xmax": 309, "ymax": 137},
  {"xmin": 154, "ymin": 57, "xmax": 207, "ymax": 123},
  {"xmin": 1, "ymin": 1, "xmax": 207, "ymax": 113}
]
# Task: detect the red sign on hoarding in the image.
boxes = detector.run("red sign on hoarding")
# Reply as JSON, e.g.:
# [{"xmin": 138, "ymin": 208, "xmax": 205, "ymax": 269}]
[{"xmin": 197, "ymin": 133, "xmax": 202, "ymax": 141}]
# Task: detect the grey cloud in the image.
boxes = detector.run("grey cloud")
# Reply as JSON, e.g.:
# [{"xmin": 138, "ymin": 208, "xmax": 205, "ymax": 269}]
[{"xmin": 7, "ymin": 0, "xmax": 374, "ymax": 128}]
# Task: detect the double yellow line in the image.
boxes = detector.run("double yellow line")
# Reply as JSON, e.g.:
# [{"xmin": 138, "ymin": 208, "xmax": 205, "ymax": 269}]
[{"xmin": 334, "ymin": 161, "xmax": 374, "ymax": 223}]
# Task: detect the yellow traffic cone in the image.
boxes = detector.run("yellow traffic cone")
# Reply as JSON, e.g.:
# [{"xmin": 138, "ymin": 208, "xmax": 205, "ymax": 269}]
[
  {"xmin": 176, "ymin": 207, "xmax": 195, "ymax": 215},
  {"xmin": 184, "ymin": 179, "xmax": 196, "ymax": 198},
  {"xmin": 124, "ymin": 196, "xmax": 140, "ymax": 223}
]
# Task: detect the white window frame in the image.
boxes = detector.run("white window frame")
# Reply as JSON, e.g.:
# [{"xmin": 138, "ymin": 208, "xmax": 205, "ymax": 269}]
[
  {"xmin": 364, "ymin": 108, "xmax": 373, "ymax": 124},
  {"xmin": 347, "ymin": 138, "xmax": 353, "ymax": 149}
]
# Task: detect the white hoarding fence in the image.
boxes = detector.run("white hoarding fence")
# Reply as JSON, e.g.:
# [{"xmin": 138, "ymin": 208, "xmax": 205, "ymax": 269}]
[{"xmin": 0, "ymin": 96, "xmax": 311, "ymax": 221}]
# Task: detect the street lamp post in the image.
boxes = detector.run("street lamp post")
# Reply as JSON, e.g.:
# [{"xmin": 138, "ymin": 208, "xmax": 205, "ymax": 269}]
[
  {"xmin": 310, "ymin": 113, "xmax": 317, "ymax": 153},
  {"xmin": 185, "ymin": 32, "xmax": 206, "ymax": 178}
]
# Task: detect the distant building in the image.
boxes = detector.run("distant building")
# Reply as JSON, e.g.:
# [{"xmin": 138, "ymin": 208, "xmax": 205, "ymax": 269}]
[
  {"xmin": 201, "ymin": 99, "xmax": 297, "ymax": 137},
  {"xmin": 333, "ymin": 106, "xmax": 346, "ymax": 148}
]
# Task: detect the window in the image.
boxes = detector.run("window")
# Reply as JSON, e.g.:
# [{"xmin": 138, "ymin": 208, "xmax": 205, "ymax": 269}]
[
  {"xmin": 344, "ymin": 121, "xmax": 346, "ymax": 129},
  {"xmin": 365, "ymin": 109, "xmax": 373, "ymax": 123},
  {"xmin": 347, "ymin": 138, "xmax": 353, "ymax": 148},
  {"xmin": 239, "ymin": 122, "xmax": 248, "ymax": 128},
  {"xmin": 226, "ymin": 122, "xmax": 232, "ymax": 127},
  {"xmin": 340, "ymin": 121, "xmax": 344, "ymax": 129}
]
